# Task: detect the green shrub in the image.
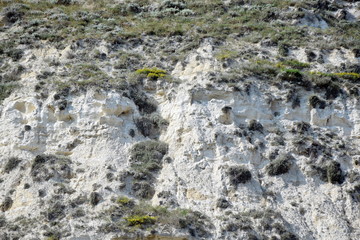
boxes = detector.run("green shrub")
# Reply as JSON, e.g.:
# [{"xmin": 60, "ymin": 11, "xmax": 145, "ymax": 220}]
[
  {"xmin": 46, "ymin": 202, "xmax": 65, "ymax": 221},
  {"xmin": 135, "ymin": 68, "xmax": 167, "ymax": 80},
  {"xmin": 135, "ymin": 113, "xmax": 169, "ymax": 139},
  {"xmin": 6, "ymin": 48, "xmax": 24, "ymax": 61},
  {"xmin": 278, "ymin": 43, "xmax": 289, "ymax": 56},
  {"xmin": 90, "ymin": 192, "xmax": 101, "ymax": 206},
  {"xmin": 128, "ymin": 87, "xmax": 157, "ymax": 114},
  {"xmin": 309, "ymin": 96, "xmax": 326, "ymax": 109},
  {"xmin": 266, "ymin": 157, "xmax": 292, "ymax": 176},
  {"xmin": 277, "ymin": 60, "xmax": 310, "ymax": 70},
  {"xmin": 248, "ymin": 120, "xmax": 263, "ymax": 132},
  {"xmin": 30, "ymin": 155, "xmax": 72, "ymax": 182},
  {"xmin": 243, "ymin": 60, "xmax": 279, "ymax": 79},
  {"xmin": 0, "ymin": 197, "xmax": 13, "ymax": 212},
  {"xmin": 129, "ymin": 140, "xmax": 168, "ymax": 199},
  {"xmin": 3, "ymin": 157, "xmax": 21, "ymax": 173},
  {"xmin": 277, "ymin": 69, "xmax": 305, "ymax": 86},
  {"xmin": 0, "ymin": 215, "xmax": 5, "ymax": 228},
  {"xmin": 131, "ymin": 181, "xmax": 155, "ymax": 199},
  {"xmin": 56, "ymin": 0, "xmax": 72, "ymax": 5},
  {"xmin": 348, "ymin": 184, "xmax": 360, "ymax": 202},
  {"xmin": 130, "ymin": 140, "xmax": 168, "ymax": 174},
  {"xmin": 284, "ymin": 68, "xmax": 302, "ymax": 74},
  {"xmin": 0, "ymin": 84, "xmax": 18, "ymax": 102},
  {"xmin": 124, "ymin": 215, "xmax": 156, "ymax": 226},
  {"xmin": 228, "ymin": 166, "xmax": 252, "ymax": 185},
  {"xmin": 333, "ymin": 72, "xmax": 360, "ymax": 80},
  {"xmin": 117, "ymin": 196, "xmax": 134, "ymax": 206},
  {"xmin": 326, "ymin": 161, "xmax": 344, "ymax": 184},
  {"xmin": 46, "ymin": 235, "xmax": 60, "ymax": 240}
]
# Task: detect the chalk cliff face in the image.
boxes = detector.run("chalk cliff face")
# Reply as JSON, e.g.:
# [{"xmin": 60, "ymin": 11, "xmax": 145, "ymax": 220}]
[{"xmin": 1, "ymin": 1, "xmax": 360, "ymax": 240}]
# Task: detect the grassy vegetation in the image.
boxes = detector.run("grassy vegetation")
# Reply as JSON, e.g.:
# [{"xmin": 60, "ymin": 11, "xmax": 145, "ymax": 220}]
[
  {"xmin": 0, "ymin": 84, "xmax": 18, "ymax": 102},
  {"xmin": 3, "ymin": 157, "xmax": 21, "ymax": 173},
  {"xmin": 100, "ymin": 196, "xmax": 212, "ymax": 235},
  {"xmin": 117, "ymin": 196, "xmax": 133, "ymax": 206},
  {"xmin": 130, "ymin": 140, "xmax": 168, "ymax": 174},
  {"xmin": 215, "ymin": 47, "xmax": 239, "ymax": 61},
  {"xmin": 1, "ymin": 0, "xmax": 359, "ymax": 50},
  {"xmin": 242, "ymin": 58, "xmax": 359, "ymax": 86},
  {"xmin": 124, "ymin": 215, "xmax": 157, "ymax": 226},
  {"xmin": 310, "ymin": 71, "xmax": 360, "ymax": 80},
  {"xmin": 276, "ymin": 60, "xmax": 311, "ymax": 70},
  {"xmin": 136, "ymin": 67, "xmax": 167, "ymax": 80}
]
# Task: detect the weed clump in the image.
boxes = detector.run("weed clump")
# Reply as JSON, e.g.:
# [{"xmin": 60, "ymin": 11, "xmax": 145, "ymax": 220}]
[
  {"xmin": 30, "ymin": 155, "xmax": 72, "ymax": 182},
  {"xmin": 117, "ymin": 196, "xmax": 134, "ymax": 207},
  {"xmin": 0, "ymin": 197, "xmax": 13, "ymax": 212},
  {"xmin": 276, "ymin": 60, "xmax": 310, "ymax": 70},
  {"xmin": 125, "ymin": 215, "xmax": 156, "ymax": 226},
  {"xmin": 129, "ymin": 88, "xmax": 157, "ymax": 114},
  {"xmin": 130, "ymin": 140, "xmax": 168, "ymax": 174},
  {"xmin": 135, "ymin": 114, "xmax": 168, "ymax": 139},
  {"xmin": 326, "ymin": 161, "xmax": 345, "ymax": 184},
  {"xmin": 309, "ymin": 96, "xmax": 326, "ymax": 109},
  {"xmin": 228, "ymin": 166, "xmax": 252, "ymax": 185},
  {"xmin": 333, "ymin": 72, "xmax": 360, "ymax": 80},
  {"xmin": 314, "ymin": 161, "xmax": 345, "ymax": 184},
  {"xmin": 101, "ymin": 199, "xmax": 213, "ymax": 236},
  {"xmin": 129, "ymin": 140, "xmax": 168, "ymax": 199},
  {"xmin": 2, "ymin": 4, "xmax": 27, "ymax": 24},
  {"xmin": 136, "ymin": 68, "xmax": 167, "ymax": 80},
  {"xmin": 348, "ymin": 184, "xmax": 360, "ymax": 202},
  {"xmin": 56, "ymin": 0, "xmax": 72, "ymax": 5},
  {"xmin": 248, "ymin": 120, "xmax": 263, "ymax": 133},
  {"xmin": 310, "ymin": 71, "xmax": 360, "ymax": 81},
  {"xmin": 0, "ymin": 84, "xmax": 18, "ymax": 102},
  {"xmin": 266, "ymin": 156, "xmax": 292, "ymax": 176},
  {"xmin": 216, "ymin": 198, "xmax": 230, "ymax": 209},
  {"xmin": 90, "ymin": 192, "xmax": 102, "ymax": 206},
  {"xmin": 277, "ymin": 69, "xmax": 305, "ymax": 86},
  {"xmin": 131, "ymin": 181, "xmax": 155, "ymax": 199},
  {"xmin": 46, "ymin": 202, "xmax": 65, "ymax": 221},
  {"xmin": 3, "ymin": 157, "xmax": 21, "ymax": 173}
]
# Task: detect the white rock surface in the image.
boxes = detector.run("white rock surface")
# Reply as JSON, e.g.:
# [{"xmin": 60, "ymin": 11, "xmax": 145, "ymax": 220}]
[{"xmin": 0, "ymin": 37, "xmax": 359, "ymax": 240}]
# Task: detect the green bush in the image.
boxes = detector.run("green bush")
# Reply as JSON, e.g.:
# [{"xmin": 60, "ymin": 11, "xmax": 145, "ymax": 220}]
[
  {"xmin": 248, "ymin": 120, "xmax": 263, "ymax": 132},
  {"xmin": 129, "ymin": 140, "xmax": 168, "ymax": 199},
  {"xmin": 3, "ymin": 157, "xmax": 21, "ymax": 173},
  {"xmin": 135, "ymin": 68, "xmax": 167, "ymax": 80},
  {"xmin": 128, "ymin": 87, "xmax": 157, "ymax": 114},
  {"xmin": 0, "ymin": 84, "xmax": 18, "ymax": 102},
  {"xmin": 0, "ymin": 197, "xmax": 13, "ymax": 212},
  {"xmin": 277, "ymin": 60, "xmax": 310, "ymax": 70},
  {"xmin": 124, "ymin": 215, "xmax": 156, "ymax": 226},
  {"xmin": 116, "ymin": 196, "xmax": 134, "ymax": 206},
  {"xmin": 130, "ymin": 140, "xmax": 168, "ymax": 174},
  {"xmin": 348, "ymin": 184, "xmax": 360, "ymax": 202},
  {"xmin": 309, "ymin": 96, "xmax": 326, "ymax": 109},
  {"xmin": 90, "ymin": 192, "xmax": 102, "ymax": 206},
  {"xmin": 228, "ymin": 166, "xmax": 252, "ymax": 185},
  {"xmin": 30, "ymin": 155, "xmax": 72, "ymax": 182},
  {"xmin": 326, "ymin": 161, "xmax": 344, "ymax": 184},
  {"xmin": 266, "ymin": 156, "xmax": 292, "ymax": 176},
  {"xmin": 135, "ymin": 113, "xmax": 169, "ymax": 139}
]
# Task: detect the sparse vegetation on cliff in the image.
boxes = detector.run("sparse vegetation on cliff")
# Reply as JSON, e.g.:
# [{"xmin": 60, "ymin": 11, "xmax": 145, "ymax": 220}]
[{"xmin": 0, "ymin": 0, "xmax": 359, "ymax": 239}]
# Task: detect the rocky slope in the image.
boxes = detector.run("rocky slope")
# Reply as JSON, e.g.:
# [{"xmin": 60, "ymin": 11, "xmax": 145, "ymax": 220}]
[{"xmin": 0, "ymin": 0, "xmax": 360, "ymax": 239}]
